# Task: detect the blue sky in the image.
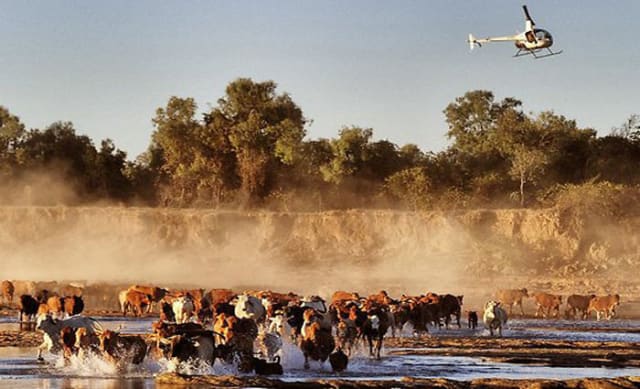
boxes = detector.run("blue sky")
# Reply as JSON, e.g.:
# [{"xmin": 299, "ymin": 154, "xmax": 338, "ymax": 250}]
[{"xmin": 1, "ymin": 1, "xmax": 638, "ymax": 158}]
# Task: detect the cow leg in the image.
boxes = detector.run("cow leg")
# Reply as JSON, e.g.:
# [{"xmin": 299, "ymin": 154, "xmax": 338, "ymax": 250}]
[
  {"xmin": 304, "ymin": 354, "xmax": 310, "ymax": 369},
  {"xmin": 376, "ymin": 336, "xmax": 383, "ymax": 360},
  {"xmin": 498, "ymin": 325, "xmax": 502, "ymax": 337},
  {"xmin": 36, "ymin": 341, "xmax": 48, "ymax": 361},
  {"xmin": 456, "ymin": 311, "xmax": 461, "ymax": 328}
]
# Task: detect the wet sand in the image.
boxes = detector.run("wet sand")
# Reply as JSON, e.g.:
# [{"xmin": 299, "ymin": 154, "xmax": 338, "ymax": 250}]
[
  {"xmin": 156, "ymin": 373, "xmax": 640, "ymax": 388},
  {"xmin": 386, "ymin": 336, "xmax": 640, "ymax": 368}
]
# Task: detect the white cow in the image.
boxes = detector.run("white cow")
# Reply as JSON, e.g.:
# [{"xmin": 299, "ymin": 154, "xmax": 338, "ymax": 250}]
[
  {"xmin": 36, "ymin": 315, "xmax": 103, "ymax": 360},
  {"xmin": 172, "ymin": 296, "xmax": 195, "ymax": 324},
  {"xmin": 300, "ymin": 296, "xmax": 332, "ymax": 335},
  {"xmin": 118, "ymin": 290, "xmax": 129, "ymax": 316},
  {"xmin": 234, "ymin": 294, "xmax": 266, "ymax": 322},
  {"xmin": 483, "ymin": 300, "xmax": 508, "ymax": 336},
  {"xmin": 258, "ymin": 318, "xmax": 284, "ymax": 360}
]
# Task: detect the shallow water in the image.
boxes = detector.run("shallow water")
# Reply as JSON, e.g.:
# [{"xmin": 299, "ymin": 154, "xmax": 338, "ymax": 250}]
[{"xmin": 3, "ymin": 318, "xmax": 640, "ymax": 388}]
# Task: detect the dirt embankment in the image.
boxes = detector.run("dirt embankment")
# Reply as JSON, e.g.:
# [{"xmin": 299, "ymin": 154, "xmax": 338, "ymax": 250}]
[{"xmin": 0, "ymin": 207, "xmax": 639, "ymax": 301}]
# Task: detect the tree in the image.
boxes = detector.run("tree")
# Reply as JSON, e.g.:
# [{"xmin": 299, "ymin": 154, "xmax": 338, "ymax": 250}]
[
  {"xmin": 206, "ymin": 78, "xmax": 306, "ymax": 205},
  {"xmin": 151, "ymin": 97, "xmax": 204, "ymax": 205},
  {"xmin": 444, "ymin": 90, "xmax": 522, "ymax": 155},
  {"xmin": 385, "ymin": 167, "xmax": 431, "ymax": 210},
  {"xmin": 612, "ymin": 114, "xmax": 640, "ymax": 142},
  {"xmin": 0, "ymin": 106, "xmax": 25, "ymax": 176},
  {"xmin": 320, "ymin": 127, "xmax": 373, "ymax": 184},
  {"xmin": 507, "ymin": 145, "xmax": 548, "ymax": 207}
]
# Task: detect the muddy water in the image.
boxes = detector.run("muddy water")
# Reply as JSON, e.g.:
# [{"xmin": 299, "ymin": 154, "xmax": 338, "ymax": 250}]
[{"xmin": 2, "ymin": 318, "xmax": 640, "ymax": 388}]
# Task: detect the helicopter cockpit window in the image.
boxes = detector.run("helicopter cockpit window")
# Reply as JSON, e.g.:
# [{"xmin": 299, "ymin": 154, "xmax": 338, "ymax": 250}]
[
  {"xmin": 535, "ymin": 29, "xmax": 552, "ymax": 40},
  {"xmin": 525, "ymin": 31, "xmax": 536, "ymax": 42}
]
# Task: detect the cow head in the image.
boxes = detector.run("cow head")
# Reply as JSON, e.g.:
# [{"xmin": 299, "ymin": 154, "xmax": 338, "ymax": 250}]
[
  {"xmin": 268, "ymin": 314, "xmax": 286, "ymax": 336},
  {"xmin": 98, "ymin": 330, "xmax": 118, "ymax": 354},
  {"xmin": 521, "ymin": 288, "xmax": 529, "ymax": 297},
  {"xmin": 36, "ymin": 313, "xmax": 56, "ymax": 331}
]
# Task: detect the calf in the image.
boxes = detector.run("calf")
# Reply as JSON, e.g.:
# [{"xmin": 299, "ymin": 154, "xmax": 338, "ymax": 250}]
[
  {"xmin": 252, "ymin": 356, "xmax": 283, "ymax": 375},
  {"xmin": 467, "ymin": 311, "xmax": 478, "ymax": 329},
  {"xmin": 329, "ymin": 347, "xmax": 349, "ymax": 372}
]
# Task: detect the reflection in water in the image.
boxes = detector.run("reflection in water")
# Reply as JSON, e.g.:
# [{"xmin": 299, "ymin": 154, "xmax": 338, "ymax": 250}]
[{"xmin": 0, "ymin": 378, "xmax": 154, "ymax": 389}]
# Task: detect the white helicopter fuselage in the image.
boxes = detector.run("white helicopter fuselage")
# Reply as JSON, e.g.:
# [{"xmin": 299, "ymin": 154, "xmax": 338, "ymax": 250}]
[{"xmin": 467, "ymin": 5, "xmax": 561, "ymax": 58}]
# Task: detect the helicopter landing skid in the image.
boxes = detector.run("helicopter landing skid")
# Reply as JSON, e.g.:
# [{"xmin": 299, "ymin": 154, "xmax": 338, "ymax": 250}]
[{"xmin": 514, "ymin": 47, "xmax": 563, "ymax": 59}]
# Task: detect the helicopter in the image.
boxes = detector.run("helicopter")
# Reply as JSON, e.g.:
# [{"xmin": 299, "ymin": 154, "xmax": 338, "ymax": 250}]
[{"xmin": 468, "ymin": 5, "xmax": 563, "ymax": 59}]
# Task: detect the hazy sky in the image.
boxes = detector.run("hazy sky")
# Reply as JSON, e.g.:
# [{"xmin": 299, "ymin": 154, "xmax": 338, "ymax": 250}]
[{"xmin": 1, "ymin": 1, "xmax": 638, "ymax": 158}]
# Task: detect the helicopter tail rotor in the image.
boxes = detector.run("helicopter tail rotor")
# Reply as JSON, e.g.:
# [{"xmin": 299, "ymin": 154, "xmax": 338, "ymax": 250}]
[{"xmin": 468, "ymin": 33, "xmax": 480, "ymax": 50}]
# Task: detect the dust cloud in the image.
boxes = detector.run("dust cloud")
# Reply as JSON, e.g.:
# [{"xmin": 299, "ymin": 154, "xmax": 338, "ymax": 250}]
[{"xmin": 1, "ymin": 175, "xmax": 640, "ymax": 311}]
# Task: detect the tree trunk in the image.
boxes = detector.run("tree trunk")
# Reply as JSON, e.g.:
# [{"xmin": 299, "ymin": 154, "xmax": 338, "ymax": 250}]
[{"xmin": 520, "ymin": 172, "xmax": 525, "ymax": 208}]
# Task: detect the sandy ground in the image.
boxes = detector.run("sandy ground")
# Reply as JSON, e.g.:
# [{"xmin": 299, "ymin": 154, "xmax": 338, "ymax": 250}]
[{"xmin": 155, "ymin": 373, "xmax": 640, "ymax": 388}]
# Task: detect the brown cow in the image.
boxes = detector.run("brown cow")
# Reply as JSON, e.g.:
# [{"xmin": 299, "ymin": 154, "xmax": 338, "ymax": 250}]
[
  {"xmin": 300, "ymin": 321, "xmax": 335, "ymax": 369},
  {"xmin": 60, "ymin": 326, "xmax": 77, "ymax": 362},
  {"xmin": 331, "ymin": 291, "xmax": 360, "ymax": 306},
  {"xmin": 367, "ymin": 290, "xmax": 394, "ymax": 306},
  {"xmin": 62, "ymin": 296, "xmax": 84, "ymax": 316},
  {"xmin": 99, "ymin": 330, "xmax": 147, "ymax": 368},
  {"xmin": 532, "ymin": 292, "xmax": 562, "ymax": 318},
  {"xmin": 60, "ymin": 284, "xmax": 84, "ymax": 297},
  {"xmin": 588, "ymin": 294, "xmax": 621, "ymax": 321},
  {"xmin": 1, "ymin": 281, "xmax": 15, "ymax": 306},
  {"xmin": 12, "ymin": 281, "xmax": 36, "ymax": 297},
  {"xmin": 128, "ymin": 285, "xmax": 168, "ymax": 313},
  {"xmin": 221, "ymin": 315, "xmax": 258, "ymax": 373},
  {"xmin": 565, "ymin": 294, "xmax": 596, "ymax": 320},
  {"xmin": 124, "ymin": 290, "xmax": 151, "ymax": 317},
  {"xmin": 75, "ymin": 327, "xmax": 100, "ymax": 359},
  {"xmin": 46, "ymin": 296, "xmax": 64, "ymax": 319},
  {"xmin": 496, "ymin": 288, "xmax": 529, "ymax": 316}
]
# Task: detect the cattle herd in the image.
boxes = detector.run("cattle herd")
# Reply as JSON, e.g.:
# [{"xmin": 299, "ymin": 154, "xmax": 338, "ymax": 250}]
[{"xmin": 0, "ymin": 280, "xmax": 624, "ymax": 375}]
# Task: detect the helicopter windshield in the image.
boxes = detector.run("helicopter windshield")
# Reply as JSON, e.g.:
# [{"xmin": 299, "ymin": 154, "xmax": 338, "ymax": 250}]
[{"xmin": 534, "ymin": 29, "xmax": 552, "ymax": 41}]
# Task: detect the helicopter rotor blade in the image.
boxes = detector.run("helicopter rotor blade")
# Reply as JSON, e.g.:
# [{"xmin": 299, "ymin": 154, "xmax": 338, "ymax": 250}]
[{"xmin": 522, "ymin": 5, "xmax": 535, "ymax": 26}]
